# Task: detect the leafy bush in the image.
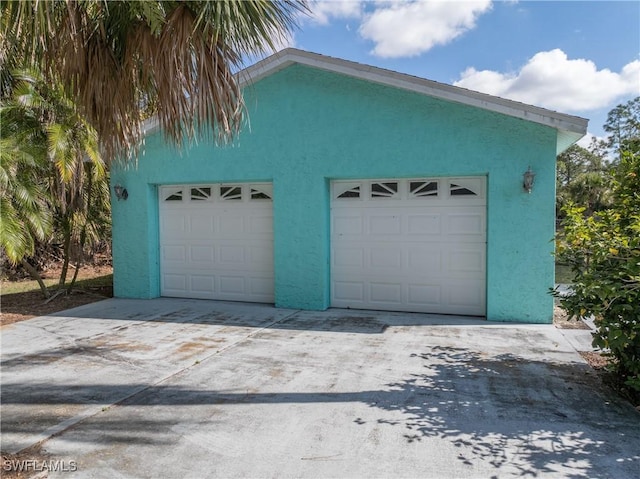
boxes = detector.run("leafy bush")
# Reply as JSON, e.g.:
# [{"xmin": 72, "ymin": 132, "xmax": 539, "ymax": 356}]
[{"xmin": 555, "ymin": 151, "xmax": 640, "ymax": 399}]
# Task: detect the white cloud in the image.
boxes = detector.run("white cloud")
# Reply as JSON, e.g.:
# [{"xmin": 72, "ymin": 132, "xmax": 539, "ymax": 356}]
[
  {"xmin": 310, "ymin": 0, "xmax": 363, "ymax": 25},
  {"xmin": 359, "ymin": 0, "xmax": 493, "ymax": 58},
  {"xmin": 454, "ymin": 49, "xmax": 640, "ymax": 113},
  {"xmin": 576, "ymin": 132, "xmax": 605, "ymax": 150}
]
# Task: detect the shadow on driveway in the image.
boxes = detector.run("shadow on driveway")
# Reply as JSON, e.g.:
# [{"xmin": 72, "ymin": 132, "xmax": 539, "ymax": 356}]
[
  {"xmin": 2, "ymin": 346, "xmax": 638, "ymax": 478},
  {"xmin": 40, "ymin": 297, "xmax": 489, "ymax": 332},
  {"xmin": 2, "ymin": 299, "xmax": 639, "ymax": 478}
]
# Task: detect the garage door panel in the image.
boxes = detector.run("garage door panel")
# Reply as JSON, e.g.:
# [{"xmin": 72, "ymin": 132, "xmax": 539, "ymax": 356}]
[
  {"xmin": 249, "ymin": 246, "xmax": 274, "ymax": 268},
  {"xmin": 190, "ymin": 275, "xmax": 215, "ymax": 294},
  {"xmin": 333, "ymin": 248, "xmax": 364, "ymax": 268},
  {"xmin": 249, "ymin": 277, "xmax": 274, "ymax": 297},
  {"xmin": 162, "ymin": 216, "xmax": 188, "ymax": 237},
  {"xmin": 332, "ymin": 177, "xmax": 486, "ymax": 316},
  {"xmin": 407, "ymin": 248, "xmax": 442, "ymax": 270},
  {"xmin": 189, "ymin": 216, "xmax": 215, "ymax": 236},
  {"xmin": 369, "ymin": 215, "xmax": 401, "ymax": 235},
  {"xmin": 407, "ymin": 214, "xmax": 441, "ymax": 235},
  {"xmin": 163, "ymin": 244, "xmax": 186, "ymax": 262},
  {"xmin": 218, "ymin": 244, "xmax": 246, "ymax": 265},
  {"xmin": 333, "ymin": 281, "xmax": 364, "ymax": 302},
  {"xmin": 407, "ymin": 284, "xmax": 442, "ymax": 306},
  {"xmin": 249, "ymin": 215, "xmax": 273, "ymax": 234},
  {"xmin": 219, "ymin": 276, "xmax": 246, "ymax": 295},
  {"xmin": 190, "ymin": 245, "xmax": 215, "ymax": 263},
  {"xmin": 448, "ymin": 250, "xmax": 485, "ymax": 273},
  {"xmin": 447, "ymin": 213, "xmax": 484, "ymax": 236},
  {"xmin": 369, "ymin": 283, "xmax": 402, "ymax": 304},
  {"xmin": 369, "ymin": 248, "xmax": 402, "ymax": 268},
  {"xmin": 334, "ymin": 215, "xmax": 364, "ymax": 236},
  {"xmin": 159, "ymin": 183, "xmax": 274, "ymax": 303},
  {"xmin": 218, "ymin": 216, "xmax": 245, "ymax": 235},
  {"xmin": 163, "ymin": 274, "xmax": 187, "ymax": 293},
  {"xmin": 447, "ymin": 281, "xmax": 485, "ymax": 308}
]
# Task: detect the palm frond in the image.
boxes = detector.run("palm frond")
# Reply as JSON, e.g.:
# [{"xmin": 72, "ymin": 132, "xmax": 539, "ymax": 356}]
[{"xmin": 1, "ymin": 0, "xmax": 308, "ymax": 163}]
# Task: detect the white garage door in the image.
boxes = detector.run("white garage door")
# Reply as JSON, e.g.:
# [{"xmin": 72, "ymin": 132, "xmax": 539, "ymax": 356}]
[
  {"xmin": 159, "ymin": 183, "xmax": 274, "ymax": 303},
  {"xmin": 331, "ymin": 177, "xmax": 486, "ymax": 316}
]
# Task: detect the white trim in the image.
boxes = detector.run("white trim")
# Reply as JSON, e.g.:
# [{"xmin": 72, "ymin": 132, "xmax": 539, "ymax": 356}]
[
  {"xmin": 241, "ymin": 49, "xmax": 587, "ymax": 138},
  {"xmin": 148, "ymin": 48, "xmax": 588, "ymax": 152}
]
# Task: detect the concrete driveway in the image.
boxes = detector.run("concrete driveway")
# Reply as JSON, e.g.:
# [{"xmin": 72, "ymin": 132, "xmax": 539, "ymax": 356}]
[{"xmin": 1, "ymin": 298, "xmax": 639, "ymax": 478}]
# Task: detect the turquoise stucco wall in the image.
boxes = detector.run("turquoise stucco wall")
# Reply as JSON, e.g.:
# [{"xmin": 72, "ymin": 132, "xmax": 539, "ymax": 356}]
[{"xmin": 111, "ymin": 63, "xmax": 558, "ymax": 323}]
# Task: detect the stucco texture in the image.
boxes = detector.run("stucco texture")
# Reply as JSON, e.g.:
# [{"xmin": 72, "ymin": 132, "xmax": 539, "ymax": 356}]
[{"xmin": 111, "ymin": 63, "xmax": 559, "ymax": 323}]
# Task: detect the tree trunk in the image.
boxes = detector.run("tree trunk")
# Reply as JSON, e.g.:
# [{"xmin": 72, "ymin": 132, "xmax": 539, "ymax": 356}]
[
  {"xmin": 58, "ymin": 224, "xmax": 71, "ymax": 289},
  {"xmin": 68, "ymin": 164, "xmax": 93, "ymax": 293},
  {"xmin": 20, "ymin": 258, "xmax": 50, "ymax": 299},
  {"xmin": 68, "ymin": 254, "xmax": 81, "ymax": 293}
]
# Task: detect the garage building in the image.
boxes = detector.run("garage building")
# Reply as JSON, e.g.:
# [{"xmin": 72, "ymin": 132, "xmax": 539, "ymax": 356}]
[{"xmin": 111, "ymin": 49, "xmax": 587, "ymax": 323}]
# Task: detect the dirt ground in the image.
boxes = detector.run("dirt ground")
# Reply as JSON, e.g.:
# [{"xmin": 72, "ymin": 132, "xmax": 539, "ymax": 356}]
[
  {"xmin": 552, "ymin": 305, "xmax": 610, "ymax": 369},
  {"xmin": 552, "ymin": 304, "xmax": 591, "ymax": 330},
  {"xmin": 1, "ymin": 446, "xmax": 52, "ymax": 479},
  {"xmin": 0, "ymin": 265, "xmax": 113, "ymax": 327}
]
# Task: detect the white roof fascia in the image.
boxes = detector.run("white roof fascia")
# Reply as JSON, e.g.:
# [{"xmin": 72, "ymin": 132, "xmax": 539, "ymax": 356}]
[
  {"xmin": 240, "ymin": 49, "xmax": 588, "ymax": 152},
  {"xmin": 145, "ymin": 49, "xmax": 588, "ymax": 153}
]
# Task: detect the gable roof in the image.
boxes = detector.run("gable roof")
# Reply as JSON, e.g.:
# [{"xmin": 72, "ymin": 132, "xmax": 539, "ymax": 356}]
[{"xmin": 240, "ymin": 48, "xmax": 588, "ymax": 154}]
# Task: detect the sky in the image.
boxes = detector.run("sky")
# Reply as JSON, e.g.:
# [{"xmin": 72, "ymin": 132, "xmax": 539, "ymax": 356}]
[{"xmin": 264, "ymin": 0, "xmax": 640, "ymax": 147}]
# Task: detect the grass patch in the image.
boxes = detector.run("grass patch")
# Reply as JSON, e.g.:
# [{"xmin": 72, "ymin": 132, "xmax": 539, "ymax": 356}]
[
  {"xmin": 555, "ymin": 262, "xmax": 573, "ymax": 284},
  {"xmin": 1, "ymin": 277, "xmax": 59, "ymax": 295},
  {"xmin": 1, "ymin": 266, "xmax": 113, "ymax": 326},
  {"xmin": 1, "ymin": 273, "xmax": 113, "ymax": 295},
  {"xmin": 1, "ymin": 264, "xmax": 113, "ymax": 295}
]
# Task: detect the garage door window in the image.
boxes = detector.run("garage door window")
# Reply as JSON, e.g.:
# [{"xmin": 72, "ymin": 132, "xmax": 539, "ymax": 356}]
[
  {"xmin": 163, "ymin": 188, "xmax": 183, "ymax": 201},
  {"xmin": 336, "ymin": 184, "xmax": 361, "ymax": 199},
  {"xmin": 410, "ymin": 181, "xmax": 438, "ymax": 197},
  {"xmin": 333, "ymin": 178, "xmax": 484, "ymax": 202},
  {"xmin": 371, "ymin": 182, "xmax": 399, "ymax": 198},
  {"xmin": 191, "ymin": 187, "xmax": 211, "ymax": 201},
  {"xmin": 250, "ymin": 186, "xmax": 272, "ymax": 200}
]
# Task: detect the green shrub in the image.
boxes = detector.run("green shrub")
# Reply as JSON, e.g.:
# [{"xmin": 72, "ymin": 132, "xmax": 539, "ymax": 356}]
[{"xmin": 555, "ymin": 151, "xmax": 640, "ymax": 399}]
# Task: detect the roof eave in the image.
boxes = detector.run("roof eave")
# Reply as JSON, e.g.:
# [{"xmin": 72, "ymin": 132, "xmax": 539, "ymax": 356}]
[
  {"xmin": 145, "ymin": 48, "xmax": 589, "ymax": 152},
  {"xmin": 240, "ymin": 48, "xmax": 588, "ymax": 148}
]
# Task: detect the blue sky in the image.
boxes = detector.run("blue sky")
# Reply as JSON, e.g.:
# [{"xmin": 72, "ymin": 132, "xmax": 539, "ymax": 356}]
[{"xmin": 266, "ymin": 0, "xmax": 640, "ymax": 146}]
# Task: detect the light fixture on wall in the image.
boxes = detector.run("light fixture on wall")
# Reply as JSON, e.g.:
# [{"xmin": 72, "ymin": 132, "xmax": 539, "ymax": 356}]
[
  {"xmin": 114, "ymin": 184, "xmax": 128, "ymax": 201},
  {"xmin": 523, "ymin": 167, "xmax": 535, "ymax": 193}
]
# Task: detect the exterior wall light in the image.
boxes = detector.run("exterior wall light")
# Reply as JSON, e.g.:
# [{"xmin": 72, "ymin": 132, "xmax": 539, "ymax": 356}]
[
  {"xmin": 523, "ymin": 167, "xmax": 535, "ymax": 193},
  {"xmin": 114, "ymin": 184, "xmax": 128, "ymax": 201}
]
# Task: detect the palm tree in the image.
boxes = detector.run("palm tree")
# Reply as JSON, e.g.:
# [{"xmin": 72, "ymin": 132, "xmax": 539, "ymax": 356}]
[
  {"xmin": 0, "ymin": 108, "xmax": 52, "ymax": 295},
  {"xmin": 556, "ymin": 144, "xmax": 609, "ymax": 218},
  {"xmin": 568, "ymin": 172, "xmax": 614, "ymax": 216},
  {"xmin": 1, "ymin": 68, "xmax": 108, "ymax": 296},
  {"xmin": 1, "ymin": 1, "xmax": 308, "ymax": 163}
]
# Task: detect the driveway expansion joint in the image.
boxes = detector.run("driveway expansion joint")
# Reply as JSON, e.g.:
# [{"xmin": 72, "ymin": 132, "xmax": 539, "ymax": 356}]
[
  {"xmin": 3, "ymin": 300, "xmax": 638, "ymax": 479},
  {"xmin": 6, "ymin": 309, "xmax": 303, "ymax": 454}
]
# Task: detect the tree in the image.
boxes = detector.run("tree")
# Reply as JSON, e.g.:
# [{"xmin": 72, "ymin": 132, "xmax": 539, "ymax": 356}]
[
  {"xmin": 1, "ymin": 69, "xmax": 109, "ymax": 297},
  {"xmin": 555, "ymin": 150, "xmax": 640, "ymax": 400},
  {"xmin": 565, "ymin": 172, "xmax": 613, "ymax": 217},
  {"xmin": 1, "ymin": 0, "xmax": 308, "ymax": 163},
  {"xmin": 0, "ymin": 132, "xmax": 52, "ymax": 296},
  {"xmin": 556, "ymin": 144, "xmax": 610, "ymax": 218},
  {"xmin": 603, "ymin": 96, "xmax": 640, "ymax": 161},
  {"xmin": 2, "ymin": 1, "xmax": 305, "ymax": 295}
]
